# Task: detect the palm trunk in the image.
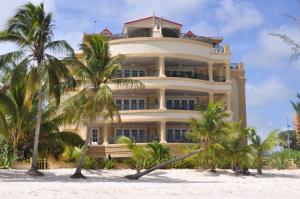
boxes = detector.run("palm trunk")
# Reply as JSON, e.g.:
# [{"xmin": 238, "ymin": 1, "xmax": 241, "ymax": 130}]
[
  {"xmin": 26, "ymin": 90, "xmax": 44, "ymax": 176},
  {"xmin": 125, "ymin": 148, "xmax": 204, "ymax": 180},
  {"xmin": 70, "ymin": 122, "xmax": 91, "ymax": 179},
  {"xmin": 294, "ymin": 112, "xmax": 300, "ymax": 147},
  {"xmin": 257, "ymin": 166, "xmax": 263, "ymax": 175}
]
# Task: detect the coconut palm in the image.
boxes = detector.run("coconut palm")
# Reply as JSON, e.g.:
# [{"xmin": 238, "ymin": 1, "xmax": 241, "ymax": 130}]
[
  {"xmin": 0, "ymin": 3, "xmax": 75, "ymax": 176},
  {"xmin": 124, "ymin": 101, "xmax": 229, "ymax": 179},
  {"xmin": 147, "ymin": 140, "xmax": 170, "ymax": 165},
  {"xmin": 63, "ymin": 35, "xmax": 143, "ymax": 178},
  {"xmin": 225, "ymin": 122, "xmax": 253, "ymax": 174},
  {"xmin": 0, "ymin": 70, "xmax": 83, "ymax": 161},
  {"xmin": 118, "ymin": 136, "xmax": 152, "ymax": 172},
  {"xmin": 249, "ymin": 129, "xmax": 278, "ymax": 174},
  {"xmin": 292, "ymin": 94, "xmax": 300, "ymax": 146}
]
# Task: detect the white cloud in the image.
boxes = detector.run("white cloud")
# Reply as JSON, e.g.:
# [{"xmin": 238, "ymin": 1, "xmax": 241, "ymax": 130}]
[
  {"xmin": 246, "ymin": 77, "xmax": 293, "ymax": 107},
  {"xmin": 191, "ymin": 0, "xmax": 263, "ymax": 36},
  {"xmin": 243, "ymin": 24, "xmax": 300, "ymax": 70}
]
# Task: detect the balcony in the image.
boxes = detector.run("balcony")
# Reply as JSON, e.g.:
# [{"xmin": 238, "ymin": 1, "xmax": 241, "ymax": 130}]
[{"xmin": 165, "ymin": 70, "xmax": 209, "ymax": 81}]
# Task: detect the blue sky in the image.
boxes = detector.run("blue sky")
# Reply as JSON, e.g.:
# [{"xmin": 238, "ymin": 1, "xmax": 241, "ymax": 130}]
[{"xmin": 0, "ymin": 0, "xmax": 299, "ymax": 137}]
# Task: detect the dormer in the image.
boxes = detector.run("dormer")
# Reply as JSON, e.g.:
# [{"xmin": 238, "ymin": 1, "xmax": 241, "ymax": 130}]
[{"xmin": 123, "ymin": 16, "xmax": 182, "ymax": 38}]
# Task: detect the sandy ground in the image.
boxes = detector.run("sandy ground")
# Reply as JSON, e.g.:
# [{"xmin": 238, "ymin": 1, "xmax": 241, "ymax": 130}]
[{"xmin": 0, "ymin": 169, "xmax": 300, "ymax": 199}]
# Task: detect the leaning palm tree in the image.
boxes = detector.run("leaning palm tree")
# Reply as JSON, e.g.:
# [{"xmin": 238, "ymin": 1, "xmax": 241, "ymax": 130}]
[
  {"xmin": 249, "ymin": 129, "xmax": 278, "ymax": 174},
  {"xmin": 63, "ymin": 35, "xmax": 143, "ymax": 178},
  {"xmin": 125, "ymin": 101, "xmax": 230, "ymax": 179},
  {"xmin": 0, "ymin": 3, "xmax": 75, "ymax": 176}
]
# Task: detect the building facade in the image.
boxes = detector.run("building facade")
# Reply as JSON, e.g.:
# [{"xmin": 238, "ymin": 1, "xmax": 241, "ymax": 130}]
[{"xmin": 72, "ymin": 16, "xmax": 246, "ymax": 158}]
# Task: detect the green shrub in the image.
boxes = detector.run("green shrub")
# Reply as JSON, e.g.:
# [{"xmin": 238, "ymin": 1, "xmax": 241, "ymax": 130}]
[
  {"xmin": 267, "ymin": 149, "xmax": 300, "ymax": 169},
  {"xmin": 83, "ymin": 156, "xmax": 97, "ymax": 169},
  {"xmin": 102, "ymin": 158, "xmax": 116, "ymax": 170},
  {"xmin": 62, "ymin": 146, "xmax": 81, "ymax": 163},
  {"xmin": 0, "ymin": 138, "xmax": 16, "ymax": 169}
]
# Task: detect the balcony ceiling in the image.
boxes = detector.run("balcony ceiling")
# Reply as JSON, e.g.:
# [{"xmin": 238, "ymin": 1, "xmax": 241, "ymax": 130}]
[{"xmin": 165, "ymin": 57, "xmax": 207, "ymax": 67}]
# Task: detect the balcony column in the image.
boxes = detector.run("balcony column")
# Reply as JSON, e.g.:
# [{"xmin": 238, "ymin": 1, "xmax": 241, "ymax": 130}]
[
  {"xmin": 159, "ymin": 56, "xmax": 166, "ymax": 77},
  {"xmin": 225, "ymin": 62, "xmax": 231, "ymax": 82},
  {"xmin": 208, "ymin": 62, "xmax": 214, "ymax": 81},
  {"xmin": 102, "ymin": 123, "xmax": 109, "ymax": 146},
  {"xmin": 159, "ymin": 88, "xmax": 166, "ymax": 110},
  {"xmin": 209, "ymin": 92, "xmax": 214, "ymax": 104},
  {"xmin": 160, "ymin": 121, "xmax": 167, "ymax": 144},
  {"xmin": 226, "ymin": 92, "xmax": 232, "ymax": 112}
]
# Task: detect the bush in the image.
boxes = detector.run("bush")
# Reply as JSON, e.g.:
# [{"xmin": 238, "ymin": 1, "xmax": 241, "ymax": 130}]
[
  {"xmin": 102, "ymin": 157, "xmax": 116, "ymax": 170},
  {"xmin": 267, "ymin": 149, "xmax": 300, "ymax": 169},
  {"xmin": 62, "ymin": 146, "xmax": 81, "ymax": 163},
  {"xmin": 83, "ymin": 156, "xmax": 97, "ymax": 169},
  {"xmin": 0, "ymin": 138, "xmax": 16, "ymax": 169}
]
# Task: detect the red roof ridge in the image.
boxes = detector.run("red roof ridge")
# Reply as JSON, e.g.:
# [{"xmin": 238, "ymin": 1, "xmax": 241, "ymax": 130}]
[
  {"xmin": 100, "ymin": 28, "xmax": 112, "ymax": 35},
  {"xmin": 124, "ymin": 16, "xmax": 182, "ymax": 26}
]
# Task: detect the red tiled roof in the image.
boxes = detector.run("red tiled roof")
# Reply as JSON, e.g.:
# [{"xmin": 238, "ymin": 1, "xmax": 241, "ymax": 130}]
[
  {"xmin": 184, "ymin": 30, "xmax": 195, "ymax": 36},
  {"xmin": 100, "ymin": 28, "xmax": 112, "ymax": 35},
  {"xmin": 124, "ymin": 16, "xmax": 182, "ymax": 26}
]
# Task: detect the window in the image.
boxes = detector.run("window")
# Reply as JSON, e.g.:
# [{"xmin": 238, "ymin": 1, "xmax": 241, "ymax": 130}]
[
  {"xmin": 189, "ymin": 100, "xmax": 195, "ymax": 110},
  {"xmin": 182, "ymin": 100, "xmax": 187, "ymax": 110},
  {"xmin": 131, "ymin": 129, "xmax": 138, "ymax": 141},
  {"xmin": 124, "ymin": 70, "xmax": 130, "ymax": 77},
  {"xmin": 131, "ymin": 99, "xmax": 137, "ymax": 110},
  {"xmin": 139, "ymin": 129, "xmax": 145, "ymax": 142},
  {"xmin": 124, "ymin": 129, "xmax": 130, "ymax": 137},
  {"xmin": 116, "ymin": 99, "xmax": 122, "ymax": 110},
  {"xmin": 166, "ymin": 100, "xmax": 173, "ymax": 109},
  {"xmin": 92, "ymin": 129, "xmax": 98, "ymax": 143},
  {"xmin": 167, "ymin": 129, "xmax": 173, "ymax": 142},
  {"xmin": 132, "ymin": 70, "xmax": 138, "ymax": 77},
  {"xmin": 124, "ymin": 100, "xmax": 129, "ymax": 110},
  {"xmin": 116, "ymin": 70, "xmax": 122, "ymax": 78},
  {"xmin": 175, "ymin": 129, "xmax": 181, "ymax": 140},
  {"xmin": 139, "ymin": 99, "xmax": 145, "ymax": 109},
  {"xmin": 139, "ymin": 70, "xmax": 145, "ymax": 77},
  {"xmin": 174, "ymin": 100, "xmax": 180, "ymax": 109},
  {"xmin": 116, "ymin": 129, "xmax": 122, "ymax": 142}
]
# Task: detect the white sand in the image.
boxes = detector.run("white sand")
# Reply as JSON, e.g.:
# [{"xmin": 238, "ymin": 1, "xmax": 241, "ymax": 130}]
[{"xmin": 0, "ymin": 169, "xmax": 300, "ymax": 199}]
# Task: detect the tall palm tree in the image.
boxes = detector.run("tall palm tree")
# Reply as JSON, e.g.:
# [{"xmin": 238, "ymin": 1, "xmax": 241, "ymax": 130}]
[
  {"xmin": 249, "ymin": 129, "xmax": 278, "ymax": 174},
  {"xmin": 125, "ymin": 101, "xmax": 230, "ymax": 180},
  {"xmin": 63, "ymin": 35, "xmax": 143, "ymax": 178},
  {"xmin": 0, "ymin": 3, "xmax": 75, "ymax": 176}
]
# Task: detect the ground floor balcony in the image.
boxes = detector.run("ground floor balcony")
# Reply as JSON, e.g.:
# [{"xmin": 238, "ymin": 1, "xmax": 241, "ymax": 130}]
[{"xmin": 88, "ymin": 122, "xmax": 192, "ymax": 145}]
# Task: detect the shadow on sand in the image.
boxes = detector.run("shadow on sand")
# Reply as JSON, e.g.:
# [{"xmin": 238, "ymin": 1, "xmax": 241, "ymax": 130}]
[{"xmin": 0, "ymin": 169, "xmax": 299, "ymax": 183}]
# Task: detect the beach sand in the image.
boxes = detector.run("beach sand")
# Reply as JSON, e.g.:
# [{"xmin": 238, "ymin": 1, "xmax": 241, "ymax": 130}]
[{"xmin": 0, "ymin": 169, "xmax": 299, "ymax": 199}]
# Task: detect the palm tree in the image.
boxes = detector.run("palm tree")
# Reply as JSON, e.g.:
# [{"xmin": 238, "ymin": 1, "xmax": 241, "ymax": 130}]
[
  {"xmin": 225, "ymin": 122, "xmax": 253, "ymax": 175},
  {"xmin": 0, "ymin": 69, "xmax": 83, "ymax": 161},
  {"xmin": 124, "ymin": 101, "xmax": 229, "ymax": 180},
  {"xmin": 147, "ymin": 140, "xmax": 170, "ymax": 165},
  {"xmin": 292, "ymin": 94, "xmax": 300, "ymax": 146},
  {"xmin": 63, "ymin": 35, "xmax": 143, "ymax": 178},
  {"xmin": 118, "ymin": 136, "xmax": 152, "ymax": 172},
  {"xmin": 249, "ymin": 129, "xmax": 278, "ymax": 174},
  {"xmin": 0, "ymin": 3, "xmax": 75, "ymax": 176}
]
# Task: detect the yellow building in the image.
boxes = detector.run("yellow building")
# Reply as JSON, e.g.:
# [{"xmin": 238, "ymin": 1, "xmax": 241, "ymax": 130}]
[{"xmin": 72, "ymin": 16, "xmax": 246, "ymax": 158}]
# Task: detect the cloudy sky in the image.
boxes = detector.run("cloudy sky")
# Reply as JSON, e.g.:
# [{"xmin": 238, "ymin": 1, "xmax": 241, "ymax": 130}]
[{"xmin": 0, "ymin": 0, "xmax": 299, "ymax": 137}]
